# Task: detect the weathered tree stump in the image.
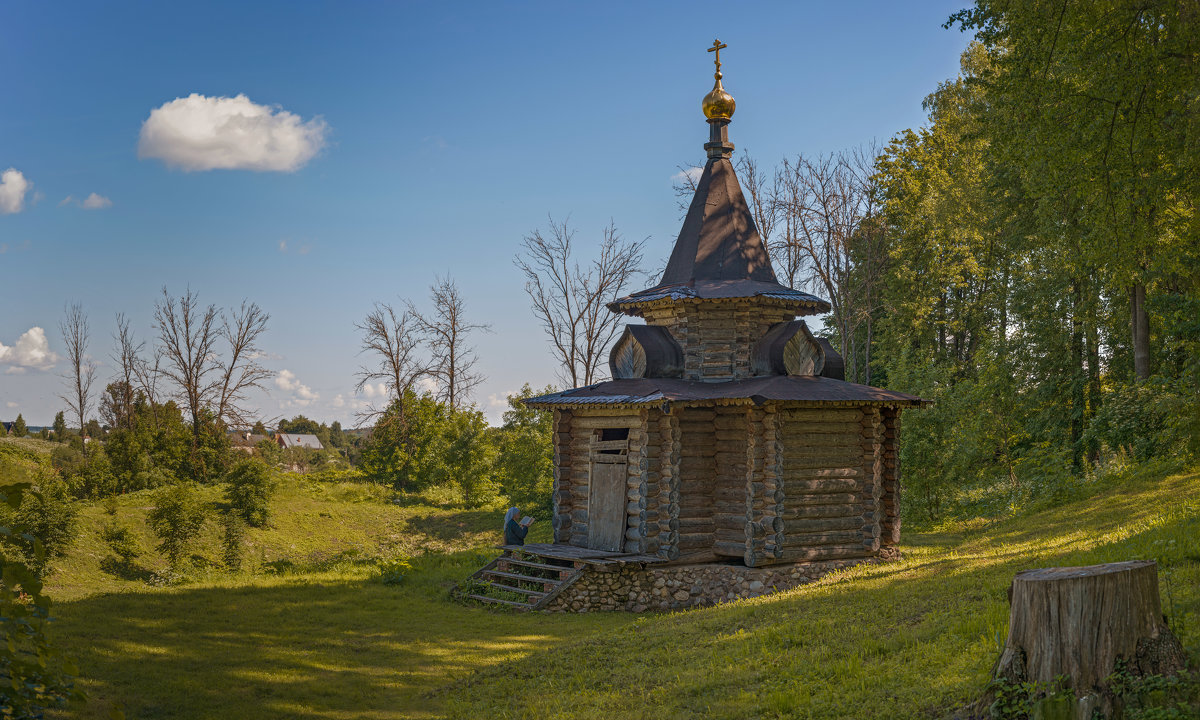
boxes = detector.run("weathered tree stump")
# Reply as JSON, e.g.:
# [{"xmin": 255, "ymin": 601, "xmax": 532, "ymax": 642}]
[{"xmin": 994, "ymin": 560, "xmax": 1186, "ymax": 717}]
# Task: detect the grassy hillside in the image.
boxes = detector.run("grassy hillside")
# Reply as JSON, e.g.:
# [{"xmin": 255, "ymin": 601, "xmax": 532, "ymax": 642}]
[{"xmin": 7, "ymin": 432, "xmax": 1194, "ymax": 719}]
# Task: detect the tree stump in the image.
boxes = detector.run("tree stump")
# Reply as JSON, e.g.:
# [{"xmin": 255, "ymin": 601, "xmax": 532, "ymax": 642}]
[{"xmin": 994, "ymin": 560, "xmax": 1186, "ymax": 716}]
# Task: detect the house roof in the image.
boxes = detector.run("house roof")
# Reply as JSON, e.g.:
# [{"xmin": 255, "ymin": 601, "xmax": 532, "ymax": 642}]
[
  {"xmin": 610, "ymin": 158, "xmax": 829, "ymax": 316},
  {"xmin": 523, "ymin": 376, "xmax": 925, "ymax": 410},
  {"xmin": 277, "ymin": 433, "xmax": 323, "ymax": 450}
]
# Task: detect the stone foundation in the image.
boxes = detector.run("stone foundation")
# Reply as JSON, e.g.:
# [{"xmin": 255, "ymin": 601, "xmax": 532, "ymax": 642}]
[{"xmin": 544, "ymin": 550, "xmax": 898, "ymax": 613}]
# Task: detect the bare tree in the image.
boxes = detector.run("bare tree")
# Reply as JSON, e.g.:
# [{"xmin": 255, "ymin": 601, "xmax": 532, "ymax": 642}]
[
  {"xmin": 154, "ymin": 288, "xmax": 272, "ymax": 440},
  {"xmin": 355, "ymin": 302, "xmax": 429, "ymax": 421},
  {"xmin": 102, "ymin": 313, "xmax": 144, "ymax": 430},
  {"xmin": 59, "ymin": 302, "xmax": 97, "ymax": 434},
  {"xmin": 770, "ymin": 145, "xmax": 884, "ymax": 382},
  {"xmin": 515, "ymin": 217, "xmax": 646, "ymax": 388},
  {"xmin": 155, "ymin": 288, "xmax": 220, "ymax": 441},
  {"xmin": 408, "ymin": 276, "xmax": 489, "ymax": 409},
  {"xmin": 214, "ymin": 301, "xmax": 272, "ymax": 429}
]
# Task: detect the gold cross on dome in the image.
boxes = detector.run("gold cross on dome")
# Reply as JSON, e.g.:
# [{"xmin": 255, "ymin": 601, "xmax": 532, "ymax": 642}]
[{"xmin": 707, "ymin": 39, "xmax": 727, "ymax": 73}]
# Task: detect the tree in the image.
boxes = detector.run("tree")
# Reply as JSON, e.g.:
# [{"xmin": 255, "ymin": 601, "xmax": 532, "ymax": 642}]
[
  {"xmin": 154, "ymin": 288, "xmax": 272, "ymax": 479},
  {"xmin": 59, "ymin": 302, "xmax": 97, "ymax": 435},
  {"xmin": 12, "ymin": 414, "xmax": 27, "ymax": 437},
  {"xmin": 408, "ymin": 276, "xmax": 490, "ymax": 409},
  {"xmin": 355, "ymin": 302, "xmax": 429, "ymax": 421},
  {"xmin": 515, "ymin": 218, "xmax": 645, "ymax": 387},
  {"xmin": 224, "ymin": 458, "xmax": 276, "ymax": 527},
  {"xmin": 251, "ymin": 420, "xmax": 268, "ymax": 436},
  {"xmin": 52, "ymin": 411, "xmax": 67, "ymax": 442},
  {"xmin": 770, "ymin": 146, "xmax": 884, "ymax": 382},
  {"xmin": 494, "ymin": 384, "xmax": 555, "ymax": 515},
  {"xmin": 109, "ymin": 313, "xmax": 143, "ymax": 432},
  {"xmin": 147, "ymin": 483, "xmax": 208, "ymax": 570}
]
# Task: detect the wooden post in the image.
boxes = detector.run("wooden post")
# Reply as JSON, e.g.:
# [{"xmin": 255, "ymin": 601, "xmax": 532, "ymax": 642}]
[{"xmin": 994, "ymin": 561, "xmax": 1186, "ymax": 716}]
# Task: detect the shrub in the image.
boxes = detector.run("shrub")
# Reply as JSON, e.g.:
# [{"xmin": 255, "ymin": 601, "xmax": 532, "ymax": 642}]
[
  {"xmin": 1086, "ymin": 379, "xmax": 1192, "ymax": 463},
  {"xmin": 377, "ymin": 555, "xmax": 413, "ymax": 585},
  {"xmin": 220, "ymin": 513, "xmax": 245, "ymax": 572},
  {"xmin": 0, "ymin": 481, "xmax": 81, "ymax": 718},
  {"xmin": 225, "ymin": 458, "xmax": 277, "ymax": 527},
  {"xmin": 100, "ymin": 521, "xmax": 139, "ymax": 566},
  {"xmin": 147, "ymin": 483, "xmax": 208, "ymax": 569},
  {"xmin": 9, "ymin": 476, "xmax": 78, "ymax": 578}
]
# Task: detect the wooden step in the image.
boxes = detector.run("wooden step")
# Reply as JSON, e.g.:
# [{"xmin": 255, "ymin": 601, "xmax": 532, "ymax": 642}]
[
  {"xmin": 465, "ymin": 594, "xmax": 536, "ymax": 608},
  {"xmin": 484, "ymin": 581, "xmax": 548, "ymax": 598},
  {"xmin": 482, "ymin": 569, "xmax": 561, "ymax": 588},
  {"xmin": 498, "ymin": 557, "xmax": 577, "ymax": 575}
]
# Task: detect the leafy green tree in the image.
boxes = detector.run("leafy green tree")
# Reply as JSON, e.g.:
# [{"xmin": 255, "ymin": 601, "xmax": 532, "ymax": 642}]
[
  {"xmin": 0, "ymin": 481, "xmax": 81, "ymax": 717},
  {"xmin": 147, "ymin": 483, "xmax": 208, "ymax": 570},
  {"xmin": 12, "ymin": 414, "xmax": 27, "ymax": 437},
  {"xmin": 439, "ymin": 407, "xmax": 496, "ymax": 508},
  {"xmin": 52, "ymin": 411, "xmax": 68, "ymax": 441},
  {"xmin": 494, "ymin": 384, "xmax": 555, "ymax": 515},
  {"xmin": 251, "ymin": 420, "xmax": 268, "ymax": 436},
  {"xmin": 224, "ymin": 458, "xmax": 276, "ymax": 527}
]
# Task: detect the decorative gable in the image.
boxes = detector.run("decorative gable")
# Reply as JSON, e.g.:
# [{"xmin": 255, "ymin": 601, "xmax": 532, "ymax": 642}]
[
  {"xmin": 751, "ymin": 320, "xmax": 835, "ymax": 377},
  {"xmin": 609, "ymin": 325, "xmax": 684, "ymax": 379}
]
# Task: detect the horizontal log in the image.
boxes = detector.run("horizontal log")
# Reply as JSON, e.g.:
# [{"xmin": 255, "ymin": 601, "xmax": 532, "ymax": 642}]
[
  {"xmin": 714, "ymin": 540, "xmax": 746, "ymax": 557},
  {"xmin": 713, "ymin": 415, "xmax": 747, "ymax": 430},
  {"xmin": 781, "ymin": 492, "xmax": 860, "ymax": 508},
  {"xmin": 783, "ymin": 516, "xmax": 863, "ymax": 533},
  {"xmin": 783, "ymin": 409, "xmax": 865, "ymax": 423},
  {"xmin": 678, "ymin": 516, "xmax": 714, "ymax": 531},
  {"xmin": 782, "ymin": 421, "xmax": 864, "ymax": 436},
  {"xmin": 783, "ymin": 456, "xmax": 867, "ymax": 470},
  {"xmin": 784, "ymin": 467, "xmax": 864, "ymax": 480},
  {"xmin": 774, "ymin": 530, "xmax": 864, "ymax": 547},
  {"xmin": 786, "ymin": 478, "xmax": 860, "ymax": 495},
  {"xmin": 781, "ymin": 504, "xmax": 858, "ymax": 519},
  {"xmin": 572, "ymin": 416, "xmax": 641, "ymax": 429}
]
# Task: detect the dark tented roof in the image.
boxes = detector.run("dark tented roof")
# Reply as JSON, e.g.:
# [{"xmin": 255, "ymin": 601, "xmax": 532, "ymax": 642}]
[
  {"xmin": 524, "ymin": 376, "xmax": 925, "ymax": 409},
  {"xmin": 610, "ymin": 158, "xmax": 830, "ymax": 315}
]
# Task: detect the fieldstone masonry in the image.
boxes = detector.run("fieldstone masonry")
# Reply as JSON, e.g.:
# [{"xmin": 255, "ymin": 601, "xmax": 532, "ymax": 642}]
[{"xmin": 544, "ymin": 549, "xmax": 899, "ymax": 613}]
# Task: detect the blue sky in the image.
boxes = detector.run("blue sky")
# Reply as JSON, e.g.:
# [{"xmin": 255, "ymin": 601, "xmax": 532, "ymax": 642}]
[{"xmin": 0, "ymin": 1, "xmax": 973, "ymax": 426}]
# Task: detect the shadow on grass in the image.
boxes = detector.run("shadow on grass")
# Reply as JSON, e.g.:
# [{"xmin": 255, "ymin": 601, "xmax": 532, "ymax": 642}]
[
  {"xmin": 98, "ymin": 556, "xmax": 156, "ymax": 584},
  {"xmin": 405, "ymin": 510, "xmax": 499, "ymax": 542},
  {"xmin": 51, "ymin": 568, "xmax": 629, "ymax": 720}
]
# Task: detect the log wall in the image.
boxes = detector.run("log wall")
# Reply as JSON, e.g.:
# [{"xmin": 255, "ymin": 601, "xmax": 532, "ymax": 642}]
[
  {"xmin": 676, "ymin": 407, "xmax": 717, "ymax": 561},
  {"xmin": 642, "ymin": 301, "xmax": 795, "ymax": 381},
  {"xmin": 770, "ymin": 406, "xmax": 880, "ymax": 564},
  {"xmin": 712, "ymin": 406, "xmax": 749, "ymax": 558}
]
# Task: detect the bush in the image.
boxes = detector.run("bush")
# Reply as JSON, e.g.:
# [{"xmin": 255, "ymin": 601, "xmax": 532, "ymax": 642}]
[
  {"xmin": 0, "ymin": 481, "xmax": 81, "ymax": 718},
  {"xmin": 225, "ymin": 458, "xmax": 277, "ymax": 527},
  {"xmin": 100, "ymin": 521, "xmax": 139, "ymax": 566},
  {"xmin": 377, "ymin": 555, "xmax": 413, "ymax": 585},
  {"xmin": 9, "ymin": 476, "xmax": 78, "ymax": 578},
  {"xmin": 147, "ymin": 483, "xmax": 208, "ymax": 570},
  {"xmin": 1086, "ymin": 379, "xmax": 1193, "ymax": 463},
  {"xmin": 220, "ymin": 513, "xmax": 245, "ymax": 572}
]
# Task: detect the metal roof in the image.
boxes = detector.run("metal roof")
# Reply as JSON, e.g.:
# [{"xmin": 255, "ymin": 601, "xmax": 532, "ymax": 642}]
[
  {"xmin": 609, "ymin": 158, "xmax": 832, "ymax": 315},
  {"xmin": 523, "ymin": 376, "xmax": 925, "ymax": 409},
  {"xmin": 277, "ymin": 433, "xmax": 324, "ymax": 450}
]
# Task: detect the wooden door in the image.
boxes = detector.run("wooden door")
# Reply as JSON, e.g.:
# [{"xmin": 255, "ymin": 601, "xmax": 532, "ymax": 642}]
[{"xmin": 588, "ymin": 435, "xmax": 628, "ymax": 552}]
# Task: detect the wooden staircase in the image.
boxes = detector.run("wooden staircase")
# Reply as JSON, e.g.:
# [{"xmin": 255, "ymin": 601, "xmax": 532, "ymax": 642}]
[{"xmin": 463, "ymin": 548, "xmax": 586, "ymax": 610}]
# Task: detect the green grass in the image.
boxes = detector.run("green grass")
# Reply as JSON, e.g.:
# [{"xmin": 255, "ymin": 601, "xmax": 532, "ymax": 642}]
[{"xmin": 7, "ymin": 432, "xmax": 1194, "ymax": 719}]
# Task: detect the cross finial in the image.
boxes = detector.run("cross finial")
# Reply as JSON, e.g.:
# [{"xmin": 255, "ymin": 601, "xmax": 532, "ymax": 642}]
[{"xmin": 707, "ymin": 38, "xmax": 727, "ymax": 77}]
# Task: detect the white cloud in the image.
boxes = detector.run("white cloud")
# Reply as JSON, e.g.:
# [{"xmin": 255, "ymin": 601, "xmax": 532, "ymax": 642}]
[
  {"xmin": 361, "ymin": 382, "xmax": 388, "ymax": 399},
  {"xmin": 5, "ymin": 401, "xmax": 17, "ymax": 409},
  {"xmin": 671, "ymin": 166, "xmax": 703, "ymax": 186},
  {"xmin": 415, "ymin": 376, "xmax": 438, "ymax": 395},
  {"xmin": 0, "ymin": 169, "xmax": 30, "ymax": 214},
  {"xmin": 0, "ymin": 327, "xmax": 59, "ymax": 371},
  {"xmin": 275, "ymin": 368, "xmax": 318, "ymax": 406},
  {"xmin": 58, "ymin": 195, "xmax": 74, "ymax": 207},
  {"xmin": 81, "ymin": 193, "xmax": 112, "ymax": 209},
  {"xmin": 332, "ymin": 394, "xmax": 345, "ymax": 408},
  {"xmin": 139, "ymin": 93, "xmax": 329, "ymax": 172}
]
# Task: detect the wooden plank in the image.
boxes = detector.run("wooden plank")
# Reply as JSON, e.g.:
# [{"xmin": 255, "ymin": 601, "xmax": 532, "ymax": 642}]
[
  {"xmin": 785, "ymin": 478, "xmax": 861, "ymax": 494},
  {"xmin": 590, "ymin": 453, "xmax": 628, "ymax": 464},
  {"xmin": 589, "ymin": 439, "xmax": 630, "ymax": 450}
]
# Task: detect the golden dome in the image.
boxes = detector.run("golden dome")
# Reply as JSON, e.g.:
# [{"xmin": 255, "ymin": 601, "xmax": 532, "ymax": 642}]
[{"xmin": 703, "ymin": 74, "xmax": 736, "ymax": 120}]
